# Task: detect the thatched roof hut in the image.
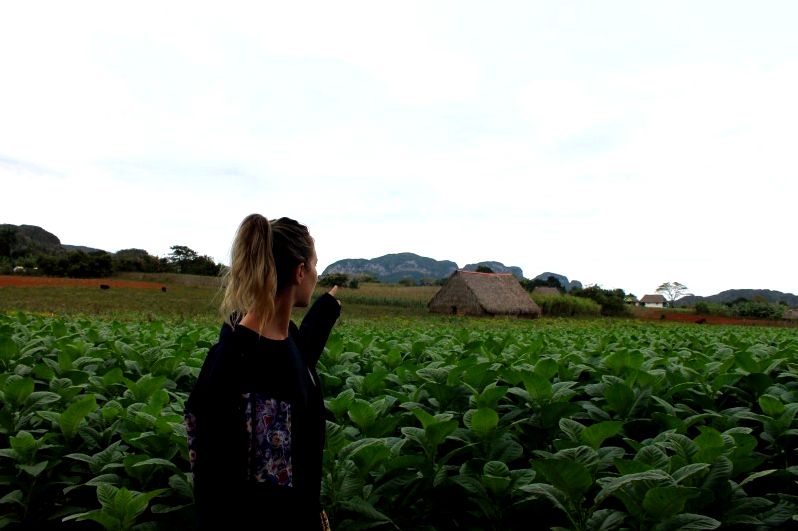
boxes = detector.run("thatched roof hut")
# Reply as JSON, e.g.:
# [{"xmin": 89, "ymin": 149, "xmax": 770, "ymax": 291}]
[
  {"xmin": 783, "ymin": 309, "xmax": 798, "ymax": 320},
  {"xmin": 639, "ymin": 294, "xmax": 667, "ymax": 307},
  {"xmin": 428, "ymin": 270, "xmax": 541, "ymax": 317}
]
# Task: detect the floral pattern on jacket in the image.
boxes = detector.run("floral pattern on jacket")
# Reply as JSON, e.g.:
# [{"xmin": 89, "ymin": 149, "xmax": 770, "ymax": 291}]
[{"xmin": 243, "ymin": 393, "xmax": 293, "ymax": 486}]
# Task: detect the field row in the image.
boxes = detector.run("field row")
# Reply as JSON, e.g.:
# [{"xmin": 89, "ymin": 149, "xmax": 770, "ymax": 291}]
[{"xmin": 0, "ymin": 314, "xmax": 797, "ymax": 529}]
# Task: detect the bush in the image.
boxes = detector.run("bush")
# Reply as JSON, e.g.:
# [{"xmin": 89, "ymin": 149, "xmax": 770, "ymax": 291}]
[
  {"xmin": 520, "ymin": 275, "xmax": 563, "ymax": 293},
  {"xmin": 572, "ymin": 286, "xmax": 631, "ymax": 317},
  {"xmin": 733, "ymin": 301, "xmax": 783, "ymax": 319},
  {"xmin": 694, "ymin": 301, "xmax": 710, "ymax": 315},
  {"xmin": 531, "ymin": 294, "xmax": 601, "ymax": 317},
  {"xmin": 37, "ymin": 251, "xmax": 114, "ymax": 278},
  {"xmin": 319, "ymin": 273, "xmax": 349, "ymax": 287},
  {"xmin": 113, "ymin": 249, "xmax": 164, "ymax": 273}
]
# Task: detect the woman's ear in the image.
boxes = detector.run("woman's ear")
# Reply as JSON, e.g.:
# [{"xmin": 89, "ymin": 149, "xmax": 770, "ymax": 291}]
[{"xmin": 294, "ymin": 262, "xmax": 306, "ymax": 285}]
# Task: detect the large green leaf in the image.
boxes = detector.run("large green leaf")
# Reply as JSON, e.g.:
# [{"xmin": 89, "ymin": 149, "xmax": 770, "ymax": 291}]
[
  {"xmin": 642, "ymin": 486, "xmax": 701, "ymax": 518},
  {"xmin": 411, "ymin": 408, "xmax": 438, "ymax": 430},
  {"xmin": 18, "ymin": 460, "xmax": 48, "ymax": 477},
  {"xmin": 693, "ymin": 427, "xmax": 726, "ymax": 464},
  {"xmin": 0, "ymin": 490, "xmax": 24, "ymax": 507},
  {"xmin": 490, "ymin": 433, "xmax": 524, "ymax": 463},
  {"xmin": 9, "ymin": 430, "xmax": 37, "ymax": 460},
  {"xmin": 469, "ymin": 407, "xmax": 499, "ymax": 438},
  {"xmin": 651, "ymin": 513, "xmax": 721, "ymax": 530},
  {"xmin": 672, "ymin": 463, "xmax": 710, "ymax": 484},
  {"xmin": 348, "ymin": 399, "xmax": 377, "ymax": 431},
  {"xmin": 635, "ymin": 445, "xmax": 670, "ymax": 470},
  {"xmin": 0, "ymin": 336, "xmax": 19, "ymax": 362},
  {"xmin": 535, "ymin": 358, "xmax": 559, "ymax": 379},
  {"xmin": 559, "ymin": 418, "xmax": 585, "ymax": 442},
  {"xmin": 586, "ymin": 509, "xmax": 626, "ymax": 531},
  {"xmin": 475, "ymin": 383, "xmax": 508, "ymax": 409},
  {"xmin": 604, "ymin": 383, "xmax": 635, "ymax": 417},
  {"xmin": 522, "ymin": 373, "xmax": 552, "ymax": 401},
  {"xmin": 121, "ymin": 488, "xmax": 167, "ymax": 527},
  {"xmin": 734, "ymin": 351, "xmax": 760, "ymax": 373},
  {"xmin": 482, "ymin": 461, "xmax": 511, "ymax": 494},
  {"xmin": 700, "ymin": 456, "xmax": 733, "ymax": 493},
  {"xmin": 349, "ymin": 440, "xmax": 391, "ymax": 475},
  {"xmin": 533, "ymin": 459, "xmax": 593, "ymax": 501},
  {"xmin": 4, "ymin": 376, "xmax": 34, "ymax": 407},
  {"xmin": 425, "ymin": 419, "xmax": 458, "ymax": 450},
  {"xmin": 581, "ymin": 421, "xmax": 623, "ymax": 449},
  {"xmin": 326, "ymin": 388, "xmax": 355, "ymax": 418},
  {"xmin": 127, "ymin": 374, "xmax": 168, "ymax": 403},
  {"xmin": 738, "ymin": 468, "xmax": 777, "ymax": 487},
  {"xmin": 595, "ymin": 469, "xmax": 672, "ymax": 505},
  {"xmin": 604, "ymin": 349, "xmax": 644, "ymax": 373},
  {"xmin": 25, "ymin": 391, "xmax": 61, "ymax": 409},
  {"xmin": 97, "ymin": 482, "xmax": 119, "ymax": 511},
  {"xmin": 62, "ymin": 510, "xmax": 121, "ymax": 529},
  {"xmin": 338, "ymin": 496, "xmax": 395, "ymax": 524},
  {"xmin": 519, "ymin": 483, "xmax": 568, "ymax": 514},
  {"xmin": 758, "ymin": 394, "xmax": 784, "ymax": 417},
  {"xmin": 60, "ymin": 394, "xmax": 97, "ymax": 439},
  {"xmin": 362, "ymin": 369, "xmax": 389, "ymax": 396}
]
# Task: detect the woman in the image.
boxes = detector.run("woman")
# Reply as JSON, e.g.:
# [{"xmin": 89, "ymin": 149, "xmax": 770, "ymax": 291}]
[{"xmin": 185, "ymin": 214, "xmax": 341, "ymax": 530}]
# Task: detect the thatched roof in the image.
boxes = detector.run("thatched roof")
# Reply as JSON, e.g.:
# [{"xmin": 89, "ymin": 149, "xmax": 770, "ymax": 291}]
[
  {"xmin": 783, "ymin": 309, "xmax": 798, "ymax": 320},
  {"xmin": 640, "ymin": 294, "xmax": 667, "ymax": 304},
  {"xmin": 532, "ymin": 286, "xmax": 561, "ymax": 296},
  {"xmin": 428, "ymin": 270, "xmax": 541, "ymax": 317}
]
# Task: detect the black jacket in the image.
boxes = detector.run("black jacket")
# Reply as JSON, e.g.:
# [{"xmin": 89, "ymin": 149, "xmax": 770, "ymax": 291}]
[{"xmin": 185, "ymin": 293, "xmax": 340, "ymax": 530}]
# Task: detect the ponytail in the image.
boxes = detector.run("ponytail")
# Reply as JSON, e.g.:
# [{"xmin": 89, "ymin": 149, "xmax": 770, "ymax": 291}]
[{"xmin": 220, "ymin": 214, "xmax": 314, "ymax": 328}]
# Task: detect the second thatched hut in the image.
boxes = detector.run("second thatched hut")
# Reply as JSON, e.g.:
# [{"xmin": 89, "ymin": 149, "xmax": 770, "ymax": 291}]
[{"xmin": 428, "ymin": 270, "xmax": 541, "ymax": 317}]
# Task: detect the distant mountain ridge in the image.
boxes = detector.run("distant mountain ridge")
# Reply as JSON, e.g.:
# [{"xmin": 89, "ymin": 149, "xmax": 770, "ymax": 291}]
[
  {"xmin": 322, "ymin": 253, "xmax": 458, "ymax": 283},
  {"xmin": 322, "ymin": 253, "xmax": 580, "ymax": 286},
  {"xmin": 463, "ymin": 261, "xmax": 523, "ymax": 278},
  {"xmin": 533, "ymin": 271, "xmax": 583, "ymax": 292},
  {"xmin": 0, "ymin": 224, "xmax": 108, "ymax": 258},
  {"xmin": 678, "ymin": 289, "xmax": 798, "ymax": 308}
]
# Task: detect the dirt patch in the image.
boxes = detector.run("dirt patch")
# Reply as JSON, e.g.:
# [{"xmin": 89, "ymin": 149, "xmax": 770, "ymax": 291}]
[
  {"xmin": 0, "ymin": 276, "xmax": 166, "ymax": 290},
  {"xmin": 116, "ymin": 272, "xmax": 222, "ymax": 288},
  {"xmin": 634, "ymin": 307, "xmax": 793, "ymax": 327}
]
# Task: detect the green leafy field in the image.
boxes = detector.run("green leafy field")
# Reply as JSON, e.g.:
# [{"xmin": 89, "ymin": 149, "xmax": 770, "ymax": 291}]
[{"xmin": 1, "ymin": 313, "xmax": 797, "ymax": 529}]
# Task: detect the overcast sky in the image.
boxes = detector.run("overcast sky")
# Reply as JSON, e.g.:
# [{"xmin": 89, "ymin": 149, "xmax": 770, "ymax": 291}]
[{"xmin": 2, "ymin": 1, "xmax": 796, "ymax": 297}]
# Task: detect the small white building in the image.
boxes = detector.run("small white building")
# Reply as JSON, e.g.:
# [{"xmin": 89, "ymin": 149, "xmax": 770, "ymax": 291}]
[{"xmin": 639, "ymin": 294, "xmax": 667, "ymax": 308}]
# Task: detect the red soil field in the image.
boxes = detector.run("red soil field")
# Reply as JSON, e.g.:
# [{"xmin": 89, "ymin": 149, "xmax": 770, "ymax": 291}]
[
  {"xmin": 0, "ymin": 276, "xmax": 165, "ymax": 290},
  {"xmin": 634, "ymin": 307, "xmax": 792, "ymax": 327}
]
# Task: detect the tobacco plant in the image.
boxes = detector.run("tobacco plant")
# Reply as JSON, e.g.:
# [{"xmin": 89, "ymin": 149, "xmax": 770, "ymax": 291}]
[{"xmin": 1, "ymin": 313, "xmax": 797, "ymax": 529}]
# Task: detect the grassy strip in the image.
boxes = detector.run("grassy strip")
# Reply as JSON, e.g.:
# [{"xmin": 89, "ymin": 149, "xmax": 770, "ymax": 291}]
[{"xmin": 531, "ymin": 293, "xmax": 602, "ymax": 317}]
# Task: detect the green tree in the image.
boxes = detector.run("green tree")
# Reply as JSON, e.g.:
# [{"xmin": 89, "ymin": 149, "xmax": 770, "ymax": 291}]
[
  {"xmin": 573, "ymin": 285, "xmax": 630, "ymax": 316},
  {"xmin": 114, "ymin": 249, "xmax": 162, "ymax": 273},
  {"xmin": 520, "ymin": 275, "xmax": 563, "ymax": 293},
  {"xmin": 37, "ymin": 251, "xmax": 113, "ymax": 278},
  {"xmin": 475, "ymin": 265, "xmax": 494, "ymax": 273},
  {"xmin": 319, "ymin": 273, "xmax": 349, "ymax": 287},
  {"xmin": 165, "ymin": 245, "xmax": 221, "ymax": 275},
  {"xmin": 656, "ymin": 282, "xmax": 691, "ymax": 307},
  {"xmin": 167, "ymin": 245, "xmax": 198, "ymax": 269}
]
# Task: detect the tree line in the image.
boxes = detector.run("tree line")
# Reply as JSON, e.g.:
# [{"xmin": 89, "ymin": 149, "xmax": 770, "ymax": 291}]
[{"xmin": 2, "ymin": 245, "xmax": 223, "ymax": 278}]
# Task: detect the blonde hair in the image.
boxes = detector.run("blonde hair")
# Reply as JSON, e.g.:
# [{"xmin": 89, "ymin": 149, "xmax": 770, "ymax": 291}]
[{"xmin": 220, "ymin": 214, "xmax": 314, "ymax": 328}]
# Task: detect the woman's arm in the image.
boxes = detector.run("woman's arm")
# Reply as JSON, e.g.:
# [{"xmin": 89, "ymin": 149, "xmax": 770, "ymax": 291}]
[{"xmin": 294, "ymin": 288, "xmax": 341, "ymax": 368}]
